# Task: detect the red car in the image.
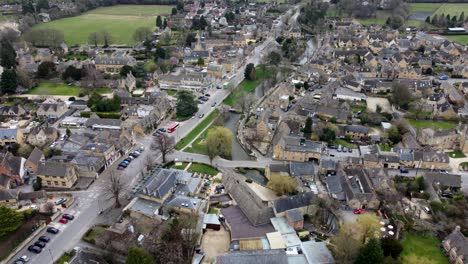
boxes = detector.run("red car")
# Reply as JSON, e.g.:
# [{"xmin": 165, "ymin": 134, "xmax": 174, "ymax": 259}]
[
  {"xmin": 353, "ymin": 208, "xmax": 365, "ymax": 214},
  {"xmin": 59, "ymin": 218, "xmax": 68, "ymax": 224}
]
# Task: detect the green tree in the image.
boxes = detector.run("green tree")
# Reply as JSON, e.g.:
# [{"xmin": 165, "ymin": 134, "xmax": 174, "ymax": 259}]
[
  {"xmin": 62, "ymin": 66, "xmax": 83, "ymax": 81},
  {"xmin": 37, "ymin": 0, "xmax": 49, "ymax": 10},
  {"xmin": 120, "ymin": 65, "xmax": 133, "ymax": 77},
  {"xmin": 126, "ymin": 247, "xmax": 154, "ymax": 264},
  {"xmin": 391, "ymin": 83, "xmax": 411, "ymax": 110},
  {"xmin": 37, "ymin": 61, "xmax": 56, "ymax": 78},
  {"xmin": 100, "ymin": 30, "xmax": 112, "ymax": 47},
  {"xmin": 176, "ymin": 90, "xmax": 198, "ymax": 117},
  {"xmin": 16, "ymin": 68, "xmax": 32, "ymax": 89},
  {"xmin": 0, "ymin": 206, "xmax": 24, "ymax": 238},
  {"xmin": 0, "ymin": 41, "xmax": 16, "ymax": 69},
  {"xmin": 267, "ymin": 174, "xmax": 297, "ymax": 195},
  {"xmin": 244, "ymin": 63, "xmax": 256, "ymax": 81},
  {"xmin": 87, "ymin": 92, "xmax": 103, "ymax": 107},
  {"xmin": 171, "ymin": 7, "xmax": 177, "ymax": 15},
  {"xmin": 154, "ymin": 46, "xmax": 167, "ymax": 61},
  {"xmin": 268, "ymin": 51, "xmax": 281, "ymax": 65},
  {"xmin": 357, "ymin": 214, "xmax": 381, "ymax": 243},
  {"xmin": 225, "ymin": 11, "xmax": 235, "ymax": 23},
  {"xmin": 425, "ymin": 16, "xmax": 430, "ymax": 24},
  {"xmin": 459, "ymin": 12, "xmax": 465, "ymax": 25},
  {"xmin": 156, "ymin": 15, "xmax": 163, "ymax": 28},
  {"xmin": 387, "ymin": 125, "xmax": 401, "ymax": 145},
  {"xmin": 177, "ymin": 1, "xmax": 184, "ymax": 10},
  {"xmin": 0, "ymin": 69, "xmax": 17, "ymax": 94},
  {"xmin": 66, "ymin": 128, "xmax": 71, "ymax": 137},
  {"xmin": 33, "ymin": 175, "xmax": 42, "ymax": 191},
  {"xmin": 381, "ymin": 237, "xmax": 403, "ymax": 259},
  {"xmin": 197, "ymin": 57, "xmax": 205, "ymax": 66},
  {"xmin": 331, "ymin": 223, "xmax": 362, "ymax": 264},
  {"xmin": 320, "ymin": 127, "xmax": 336, "ymax": 143},
  {"xmin": 355, "ymin": 238, "xmax": 384, "ymax": 264},
  {"xmin": 304, "ymin": 116, "xmax": 313, "ymax": 134},
  {"xmin": 206, "ymin": 126, "xmax": 232, "ymax": 163},
  {"xmin": 88, "ymin": 32, "xmax": 100, "ymax": 47}
]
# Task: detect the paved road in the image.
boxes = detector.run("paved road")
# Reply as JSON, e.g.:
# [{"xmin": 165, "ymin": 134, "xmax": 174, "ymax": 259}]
[{"xmin": 6, "ymin": 7, "xmax": 291, "ymax": 263}]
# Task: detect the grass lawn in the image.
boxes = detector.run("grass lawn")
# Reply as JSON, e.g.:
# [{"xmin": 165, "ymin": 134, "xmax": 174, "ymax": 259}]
[
  {"xmin": 351, "ymin": 105, "xmax": 367, "ymax": 113},
  {"xmin": 444, "ymin": 35, "xmax": 468, "ymax": 45},
  {"xmin": 208, "ymin": 207, "xmax": 219, "ymax": 214},
  {"xmin": 187, "ymin": 163, "xmax": 219, "ymax": 176},
  {"xmin": 184, "ymin": 134, "xmax": 208, "ymax": 155},
  {"xmin": 401, "ymin": 234, "xmax": 449, "ymax": 264},
  {"xmin": 56, "ymin": 252, "xmax": 73, "ymax": 264},
  {"xmin": 433, "ymin": 3, "xmax": 468, "ymax": 17},
  {"xmin": 447, "ymin": 150, "xmax": 466, "ymax": 158},
  {"xmin": 409, "ymin": 3, "xmax": 442, "ymax": 13},
  {"xmin": 33, "ymin": 5, "xmax": 174, "ymax": 45},
  {"xmin": 175, "ymin": 109, "xmax": 219, "ymax": 150},
  {"xmin": 223, "ymin": 66, "xmax": 268, "ymax": 107},
  {"xmin": 357, "ymin": 11, "xmax": 389, "ymax": 25},
  {"xmin": 379, "ymin": 144, "xmax": 392, "ymax": 152},
  {"xmin": 334, "ymin": 139, "xmax": 356, "ymax": 149},
  {"xmin": 82, "ymin": 224, "xmax": 109, "ymax": 244},
  {"xmin": 94, "ymin": 87, "xmax": 112, "ymax": 94},
  {"xmin": 407, "ymin": 119, "xmax": 457, "ymax": 131},
  {"xmin": 163, "ymin": 89, "xmax": 178, "ymax": 96},
  {"xmin": 27, "ymin": 82, "xmax": 82, "ymax": 96}
]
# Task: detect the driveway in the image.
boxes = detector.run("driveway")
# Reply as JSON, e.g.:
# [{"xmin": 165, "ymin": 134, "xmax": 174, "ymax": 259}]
[
  {"xmin": 366, "ymin": 97, "xmax": 392, "ymax": 113},
  {"xmin": 201, "ymin": 226, "xmax": 230, "ymax": 264}
]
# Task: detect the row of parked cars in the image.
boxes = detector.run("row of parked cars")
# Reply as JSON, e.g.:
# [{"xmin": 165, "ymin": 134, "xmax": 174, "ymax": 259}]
[
  {"xmin": 117, "ymin": 147, "xmax": 145, "ymax": 170},
  {"xmin": 17, "ymin": 213, "xmax": 75, "ymax": 263}
]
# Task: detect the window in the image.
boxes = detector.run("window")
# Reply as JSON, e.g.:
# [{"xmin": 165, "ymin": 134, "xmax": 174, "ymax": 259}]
[
  {"xmin": 54, "ymin": 181, "xmax": 59, "ymax": 186},
  {"xmin": 62, "ymin": 182, "xmax": 66, "ymax": 187},
  {"xmin": 47, "ymin": 181, "xmax": 51, "ymax": 185}
]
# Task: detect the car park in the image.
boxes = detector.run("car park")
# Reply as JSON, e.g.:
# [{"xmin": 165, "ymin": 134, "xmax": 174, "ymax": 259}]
[
  {"xmin": 63, "ymin": 214, "xmax": 74, "ymax": 220},
  {"xmin": 59, "ymin": 218, "xmax": 68, "ymax": 224},
  {"xmin": 38, "ymin": 236, "xmax": 50, "ymax": 243},
  {"xmin": 46, "ymin": 227, "xmax": 59, "ymax": 234},
  {"xmin": 54, "ymin": 197, "xmax": 67, "ymax": 205},
  {"xmin": 34, "ymin": 241, "xmax": 46, "ymax": 248},
  {"xmin": 27, "ymin": 245, "xmax": 42, "ymax": 254}
]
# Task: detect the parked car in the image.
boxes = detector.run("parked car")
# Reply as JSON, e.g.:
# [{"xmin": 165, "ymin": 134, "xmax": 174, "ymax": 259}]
[
  {"xmin": 138, "ymin": 147, "xmax": 145, "ymax": 152},
  {"xmin": 423, "ymin": 206, "xmax": 431, "ymax": 214},
  {"xmin": 130, "ymin": 152, "xmax": 140, "ymax": 158},
  {"xmin": 16, "ymin": 255, "xmax": 30, "ymax": 263},
  {"xmin": 123, "ymin": 158, "xmax": 132, "ymax": 163},
  {"xmin": 400, "ymin": 168, "xmax": 409, "ymax": 173},
  {"xmin": 34, "ymin": 241, "xmax": 46, "ymax": 248},
  {"xmin": 27, "ymin": 245, "xmax": 42, "ymax": 254},
  {"xmin": 38, "ymin": 236, "xmax": 50, "ymax": 243},
  {"xmin": 59, "ymin": 218, "xmax": 68, "ymax": 224},
  {"xmin": 328, "ymin": 145, "xmax": 337, "ymax": 149},
  {"xmin": 211, "ymin": 102, "xmax": 217, "ymax": 107},
  {"xmin": 198, "ymin": 100, "xmax": 205, "ymax": 104},
  {"xmin": 158, "ymin": 128, "xmax": 166, "ymax": 133},
  {"xmin": 205, "ymin": 94, "xmax": 211, "ymax": 97},
  {"xmin": 62, "ymin": 214, "xmax": 74, "ymax": 220},
  {"xmin": 439, "ymin": 75, "xmax": 449, "ymax": 80},
  {"xmin": 439, "ymin": 169, "xmax": 448, "ymax": 174},
  {"xmin": 127, "ymin": 155, "xmax": 135, "ymax": 160},
  {"xmin": 441, "ymin": 193, "xmax": 453, "ymax": 198},
  {"xmin": 353, "ymin": 208, "xmax": 365, "ymax": 214},
  {"xmin": 54, "ymin": 198, "xmax": 67, "ymax": 205},
  {"xmin": 117, "ymin": 166, "xmax": 126, "ymax": 170},
  {"xmin": 199, "ymin": 113, "xmax": 205, "ymax": 118},
  {"xmin": 46, "ymin": 227, "xmax": 59, "ymax": 234},
  {"xmin": 348, "ymin": 147, "xmax": 352, "ymax": 153},
  {"xmin": 118, "ymin": 163, "xmax": 128, "ymax": 168}
]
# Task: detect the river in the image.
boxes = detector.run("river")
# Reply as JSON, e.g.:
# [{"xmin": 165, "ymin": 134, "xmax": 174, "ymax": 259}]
[{"xmin": 223, "ymin": 113, "xmax": 253, "ymax": 161}]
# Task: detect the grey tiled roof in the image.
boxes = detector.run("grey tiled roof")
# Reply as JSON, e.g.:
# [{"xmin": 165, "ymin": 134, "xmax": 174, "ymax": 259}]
[
  {"xmin": 216, "ymin": 249, "xmax": 287, "ymax": 264},
  {"xmin": 273, "ymin": 192, "xmax": 315, "ymax": 213},
  {"xmin": 220, "ymin": 205, "xmax": 275, "ymax": 240},
  {"xmin": 280, "ymin": 136, "xmax": 324, "ymax": 153},
  {"xmin": 285, "ymin": 208, "xmax": 303, "ymax": 222},
  {"xmin": 0, "ymin": 128, "xmax": 18, "ymax": 140},
  {"xmin": 139, "ymin": 168, "xmax": 179, "ymax": 199},
  {"xmin": 27, "ymin": 147, "xmax": 44, "ymax": 165},
  {"xmin": 37, "ymin": 162, "xmax": 70, "ymax": 177},
  {"xmin": 0, "ymin": 189, "xmax": 17, "ymax": 201}
]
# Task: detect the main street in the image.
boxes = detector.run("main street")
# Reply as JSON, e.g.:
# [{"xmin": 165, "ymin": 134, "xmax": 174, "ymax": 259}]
[{"xmin": 6, "ymin": 8, "xmax": 286, "ymax": 264}]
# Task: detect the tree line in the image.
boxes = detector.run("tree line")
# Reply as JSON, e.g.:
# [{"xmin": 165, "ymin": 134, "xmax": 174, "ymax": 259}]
[{"xmin": 426, "ymin": 12, "xmax": 466, "ymax": 28}]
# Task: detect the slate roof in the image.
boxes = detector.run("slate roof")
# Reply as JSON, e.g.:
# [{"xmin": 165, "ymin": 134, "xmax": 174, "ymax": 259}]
[
  {"xmin": 139, "ymin": 168, "xmax": 179, "ymax": 199},
  {"xmin": 0, "ymin": 152, "xmax": 23, "ymax": 175},
  {"xmin": 216, "ymin": 249, "xmax": 288, "ymax": 264},
  {"xmin": 290, "ymin": 163, "xmax": 315, "ymax": 177},
  {"xmin": 301, "ymin": 241, "xmax": 335, "ymax": 264},
  {"xmin": 0, "ymin": 189, "xmax": 17, "ymax": 201},
  {"xmin": 128, "ymin": 198, "xmax": 161, "ymax": 217},
  {"xmin": 345, "ymin": 125, "xmax": 369, "ymax": 134},
  {"xmin": 273, "ymin": 192, "xmax": 315, "ymax": 213},
  {"xmin": 0, "ymin": 174, "xmax": 10, "ymax": 188},
  {"xmin": 165, "ymin": 195, "xmax": 201, "ymax": 210},
  {"xmin": 18, "ymin": 190, "xmax": 47, "ymax": 201},
  {"xmin": 425, "ymin": 172, "xmax": 462, "ymax": 188},
  {"xmin": 209, "ymin": 194, "xmax": 232, "ymax": 203},
  {"xmin": 279, "ymin": 136, "xmax": 324, "ymax": 153},
  {"xmin": 326, "ymin": 175, "xmax": 345, "ymax": 201},
  {"xmin": 285, "ymin": 208, "xmax": 303, "ymax": 222},
  {"xmin": 0, "ymin": 128, "xmax": 19, "ymax": 140},
  {"xmin": 37, "ymin": 162, "xmax": 71, "ymax": 177},
  {"xmin": 221, "ymin": 205, "xmax": 275, "ymax": 240},
  {"xmin": 85, "ymin": 118, "xmax": 122, "ymax": 128},
  {"xmin": 27, "ymin": 147, "xmax": 44, "ymax": 165},
  {"xmin": 443, "ymin": 226, "xmax": 468, "ymax": 260}
]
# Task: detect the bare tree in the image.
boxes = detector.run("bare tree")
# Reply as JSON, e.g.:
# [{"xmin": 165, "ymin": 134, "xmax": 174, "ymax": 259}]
[
  {"xmin": 100, "ymin": 30, "xmax": 113, "ymax": 47},
  {"xmin": 144, "ymin": 155, "xmax": 156, "ymax": 172},
  {"xmin": 151, "ymin": 134, "xmax": 175, "ymax": 163},
  {"xmin": 88, "ymin": 32, "xmax": 100, "ymax": 47},
  {"xmin": 236, "ymin": 90, "xmax": 256, "ymax": 114},
  {"xmin": 105, "ymin": 171, "xmax": 124, "ymax": 208},
  {"xmin": 44, "ymin": 201, "xmax": 55, "ymax": 215}
]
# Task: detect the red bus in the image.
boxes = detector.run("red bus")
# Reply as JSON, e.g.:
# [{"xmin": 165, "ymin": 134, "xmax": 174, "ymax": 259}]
[{"xmin": 167, "ymin": 122, "xmax": 179, "ymax": 133}]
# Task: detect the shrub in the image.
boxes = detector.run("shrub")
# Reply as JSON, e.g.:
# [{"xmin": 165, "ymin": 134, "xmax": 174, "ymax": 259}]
[
  {"xmin": 245, "ymin": 178, "xmax": 253, "ymax": 183},
  {"xmin": 68, "ymin": 97, "xmax": 76, "ymax": 101}
]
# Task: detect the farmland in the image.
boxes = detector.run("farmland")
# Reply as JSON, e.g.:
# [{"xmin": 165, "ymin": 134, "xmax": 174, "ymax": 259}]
[{"xmin": 33, "ymin": 5, "xmax": 174, "ymax": 46}]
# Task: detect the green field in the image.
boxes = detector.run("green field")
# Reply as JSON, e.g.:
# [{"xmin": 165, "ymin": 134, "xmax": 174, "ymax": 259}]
[
  {"xmin": 28, "ymin": 82, "xmax": 83, "ymax": 96},
  {"xmin": 33, "ymin": 5, "xmax": 173, "ymax": 45},
  {"xmin": 187, "ymin": 163, "xmax": 219, "ymax": 176},
  {"xmin": 28, "ymin": 82, "xmax": 112, "ymax": 96},
  {"xmin": 444, "ymin": 35, "xmax": 468, "ymax": 45},
  {"xmin": 401, "ymin": 234, "xmax": 448, "ymax": 264},
  {"xmin": 407, "ymin": 119, "xmax": 457, "ymax": 131},
  {"xmin": 447, "ymin": 150, "xmax": 466, "ymax": 158},
  {"xmin": 409, "ymin": 3, "xmax": 442, "ymax": 13},
  {"xmin": 433, "ymin": 3, "xmax": 468, "ymax": 17},
  {"xmin": 223, "ymin": 65, "xmax": 269, "ymax": 107}
]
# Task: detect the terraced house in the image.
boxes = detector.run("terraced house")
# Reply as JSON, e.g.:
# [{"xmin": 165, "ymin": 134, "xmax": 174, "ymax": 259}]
[
  {"xmin": 37, "ymin": 162, "xmax": 78, "ymax": 188},
  {"xmin": 273, "ymin": 136, "xmax": 325, "ymax": 162}
]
